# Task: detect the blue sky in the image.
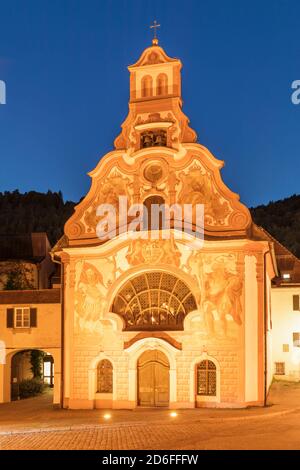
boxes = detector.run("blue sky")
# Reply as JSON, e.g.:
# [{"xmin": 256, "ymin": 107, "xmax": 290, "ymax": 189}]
[{"xmin": 0, "ymin": 0, "xmax": 299, "ymax": 207}]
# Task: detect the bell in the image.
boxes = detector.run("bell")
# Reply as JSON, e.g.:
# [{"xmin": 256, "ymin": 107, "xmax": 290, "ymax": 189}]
[
  {"xmin": 143, "ymin": 134, "xmax": 152, "ymax": 147},
  {"xmin": 155, "ymin": 133, "xmax": 163, "ymax": 146}
]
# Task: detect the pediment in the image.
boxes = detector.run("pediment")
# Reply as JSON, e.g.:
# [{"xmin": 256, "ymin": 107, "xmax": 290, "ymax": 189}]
[{"xmin": 129, "ymin": 45, "xmax": 179, "ymax": 69}]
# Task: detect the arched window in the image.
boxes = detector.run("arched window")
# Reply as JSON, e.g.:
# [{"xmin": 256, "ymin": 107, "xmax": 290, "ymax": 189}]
[
  {"xmin": 141, "ymin": 75, "xmax": 153, "ymax": 98},
  {"xmin": 97, "ymin": 359, "xmax": 113, "ymax": 393},
  {"xmin": 156, "ymin": 73, "xmax": 168, "ymax": 96},
  {"xmin": 141, "ymin": 130, "xmax": 167, "ymax": 148},
  {"xmin": 111, "ymin": 272, "xmax": 197, "ymax": 331},
  {"xmin": 197, "ymin": 360, "xmax": 216, "ymax": 396},
  {"xmin": 143, "ymin": 195, "xmax": 165, "ymax": 231}
]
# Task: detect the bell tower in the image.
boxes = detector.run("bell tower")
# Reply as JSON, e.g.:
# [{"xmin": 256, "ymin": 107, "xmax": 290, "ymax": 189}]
[{"xmin": 114, "ymin": 35, "xmax": 197, "ymax": 153}]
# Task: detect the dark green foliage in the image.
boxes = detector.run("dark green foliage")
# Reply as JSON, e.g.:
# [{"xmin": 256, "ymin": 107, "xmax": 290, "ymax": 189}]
[
  {"xmin": 19, "ymin": 378, "xmax": 45, "ymax": 398},
  {"xmin": 250, "ymin": 194, "xmax": 300, "ymax": 258},
  {"xmin": 0, "ymin": 190, "xmax": 75, "ymax": 246},
  {"xmin": 30, "ymin": 350, "xmax": 45, "ymax": 378},
  {"xmin": 4, "ymin": 263, "xmax": 34, "ymax": 290}
]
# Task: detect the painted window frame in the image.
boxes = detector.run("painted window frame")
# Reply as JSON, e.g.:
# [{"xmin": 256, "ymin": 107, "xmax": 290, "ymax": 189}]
[
  {"xmin": 14, "ymin": 307, "xmax": 30, "ymax": 328},
  {"xmin": 190, "ymin": 355, "xmax": 221, "ymax": 405},
  {"xmin": 196, "ymin": 360, "xmax": 217, "ymax": 397}
]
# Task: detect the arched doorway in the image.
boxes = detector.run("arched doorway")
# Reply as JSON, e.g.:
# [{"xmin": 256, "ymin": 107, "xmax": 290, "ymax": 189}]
[
  {"xmin": 137, "ymin": 350, "xmax": 169, "ymax": 407},
  {"xmin": 11, "ymin": 349, "xmax": 54, "ymax": 400}
]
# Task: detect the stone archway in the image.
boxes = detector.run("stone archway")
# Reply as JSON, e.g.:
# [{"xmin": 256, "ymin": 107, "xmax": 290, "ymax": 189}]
[
  {"xmin": 137, "ymin": 350, "xmax": 169, "ymax": 407},
  {"xmin": 0, "ymin": 348, "xmax": 60, "ymax": 405},
  {"xmin": 10, "ymin": 349, "xmax": 54, "ymax": 400}
]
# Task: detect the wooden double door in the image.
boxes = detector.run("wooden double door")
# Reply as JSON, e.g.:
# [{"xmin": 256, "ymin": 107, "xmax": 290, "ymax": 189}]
[{"xmin": 137, "ymin": 350, "xmax": 169, "ymax": 407}]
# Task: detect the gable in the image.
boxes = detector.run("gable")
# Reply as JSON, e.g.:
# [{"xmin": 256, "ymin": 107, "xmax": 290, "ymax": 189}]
[
  {"xmin": 64, "ymin": 143, "xmax": 252, "ymax": 246},
  {"xmin": 129, "ymin": 45, "xmax": 179, "ymax": 68}
]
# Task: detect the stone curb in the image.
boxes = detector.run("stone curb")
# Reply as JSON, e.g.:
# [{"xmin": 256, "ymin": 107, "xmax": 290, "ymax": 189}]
[
  {"xmin": 0, "ymin": 407, "xmax": 298, "ymax": 436},
  {"xmin": 204, "ymin": 407, "xmax": 300, "ymax": 422}
]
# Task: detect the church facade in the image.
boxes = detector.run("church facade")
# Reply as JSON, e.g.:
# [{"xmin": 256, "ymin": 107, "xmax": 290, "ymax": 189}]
[
  {"xmin": 53, "ymin": 40, "xmax": 276, "ymax": 410},
  {"xmin": 0, "ymin": 40, "xmax": 299, "ymax": 410}
]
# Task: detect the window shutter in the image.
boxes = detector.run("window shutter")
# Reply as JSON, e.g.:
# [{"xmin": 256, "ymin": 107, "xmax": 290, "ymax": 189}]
[
  {"xmin": 6, "ymin": 308, "xmax": 14, "ymax": 328},
  {"xmin": 30, "ymin": 308, "xmax": 37, "ymax": 327},
  {"xmin": 293, "ymin": 295, "xmax": 300, "ymax": 311}
]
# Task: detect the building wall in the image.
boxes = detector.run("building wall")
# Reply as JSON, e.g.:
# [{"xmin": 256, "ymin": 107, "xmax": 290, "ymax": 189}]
[
  {"xmin": 271, "ymin": 286, "xmax": 300, "ymax": 381},
  {"xmin": 266, "ymin": 273, "xmax": 273, "ymax": 391},
  {"xmin": 62, "ymin": 236, "xmax": 269, "ymax": 409},
  {"xmin": 0, "ymin": 297, "xmax": 61, "ymax": 404},
  {"xmin": 11, "ymin": 351, "xmax": 32, "ymax": 382},
  {"xmin": 0, "ymin": 241, "xmax": 279, "ymax": 410}
]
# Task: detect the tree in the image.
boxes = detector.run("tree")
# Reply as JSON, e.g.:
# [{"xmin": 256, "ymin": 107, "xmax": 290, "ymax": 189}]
[
  {"xmin": 4, "ymin": 263, "xmax": 34, "ymax": 290},
  {"xmin": 30, "ymin": 350, "xmax": 45, "ymax": 379}
]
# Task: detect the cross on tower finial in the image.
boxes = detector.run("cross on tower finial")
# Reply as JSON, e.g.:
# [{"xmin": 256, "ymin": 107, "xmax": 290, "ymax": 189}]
[{"xmin": 150, "ymin": 20, "xmax": 160, "ymax": 45}]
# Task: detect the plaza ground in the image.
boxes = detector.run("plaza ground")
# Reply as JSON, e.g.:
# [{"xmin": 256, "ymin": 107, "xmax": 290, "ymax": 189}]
[{"xmin": 0, "ymin": 381, "xmax": 300, "ymax": 450}]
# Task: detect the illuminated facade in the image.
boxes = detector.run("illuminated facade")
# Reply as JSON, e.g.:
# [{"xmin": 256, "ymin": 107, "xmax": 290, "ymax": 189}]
[
  {"xmin": 54, "ymin": 40, "xmax": 276, "ymax": 409},
  {"xmin": 0, "ymin": 40, "xmax": 299, "ymax": 409}
]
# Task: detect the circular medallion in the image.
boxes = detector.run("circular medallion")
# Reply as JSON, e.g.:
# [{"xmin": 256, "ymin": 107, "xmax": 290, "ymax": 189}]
[{"xmin": 143, "ymin": 163, "xmax": 163, "ymax": 184}]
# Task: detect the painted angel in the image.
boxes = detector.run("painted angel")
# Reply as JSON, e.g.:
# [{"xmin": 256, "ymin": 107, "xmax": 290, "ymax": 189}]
[{"xmin": 75, "ymin": 262, "xmax": 107, "ymax": 332}]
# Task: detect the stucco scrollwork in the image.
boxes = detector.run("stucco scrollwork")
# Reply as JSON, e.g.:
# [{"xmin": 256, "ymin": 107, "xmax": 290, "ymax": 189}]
[
  {"xmin": 81, "ymin": 172, "xmax": 132, "ymax": 234},
  {"xmin": 126, "ymin": 238, "xmax": 181, "ymax": 267},
  {"xmin": 135, "ymin": 112, "xmax": 174, "ymax": 126},
  {"xmin": 177, "ymin": 168, "xmax": 231, "ymax": 226}
]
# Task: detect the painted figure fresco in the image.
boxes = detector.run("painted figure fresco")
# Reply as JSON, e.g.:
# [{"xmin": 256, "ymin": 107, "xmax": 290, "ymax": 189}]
[
  {"xmin": 187, "ymin": 252, "xmax": 243, "ymax": 338},
  {"xmin": 74, "ymin": 261, "xmax": 114, "ymax": 333},
  {"xmin": 202, "ymin": 258, "xmax": 243, "ymax": 337}
]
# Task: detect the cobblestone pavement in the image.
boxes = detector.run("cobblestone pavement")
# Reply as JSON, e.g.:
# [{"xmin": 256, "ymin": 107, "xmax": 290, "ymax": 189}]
[
  {"xmin": 1, "ymin": 382, "xmax": 300, "ymax": 450},
  {"xmin": 1, "ymin": 381, "xmax": 299, "ymax": 433},
  {"xmin": 1, "ymin": 410, "xmax": 300, "ymax": 450}
]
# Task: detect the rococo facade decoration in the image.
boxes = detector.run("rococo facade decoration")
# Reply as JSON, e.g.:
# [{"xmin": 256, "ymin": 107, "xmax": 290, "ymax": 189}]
[
  {"xmin": 52, "ymin": 38, "xmax": 276, "ymax": 410},
  {"xmin": 4, "ymin": 37, "xmax": 298, "ymax": 412}
]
